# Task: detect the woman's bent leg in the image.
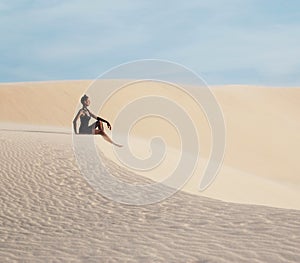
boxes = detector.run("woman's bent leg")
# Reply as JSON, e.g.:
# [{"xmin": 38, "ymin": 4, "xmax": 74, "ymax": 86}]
[
  {"xmin": 95, "ymin": 120, "xmax": 103, "ymax": 131},
  {"xmin": 93, "ymin": 129, "xmax": 122, "ymax": 147}
]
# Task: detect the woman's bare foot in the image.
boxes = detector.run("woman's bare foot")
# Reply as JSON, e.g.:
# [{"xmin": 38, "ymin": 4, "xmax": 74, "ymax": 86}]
[{"xmin": 93, "ymin": 129, "xmax": 123, "ymax": 147}]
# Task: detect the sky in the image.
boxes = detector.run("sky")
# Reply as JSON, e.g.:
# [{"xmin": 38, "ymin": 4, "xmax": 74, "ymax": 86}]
[{"xmin": 0, "ymin": 0, "xmax": 299, "ymax": 86}]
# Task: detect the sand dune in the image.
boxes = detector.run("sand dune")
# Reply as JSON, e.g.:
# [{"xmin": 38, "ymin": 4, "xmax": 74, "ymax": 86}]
[
  {"xmin": 1, "ymin": 80, "xmax": 299, "ymax": 209},
  {"xmin": 0, "ymin": 129, "xmax": 299, "ymax": 262},
  {"xmin": 1, "ymin": 80, "xmax": 300, "ymax": 261}
]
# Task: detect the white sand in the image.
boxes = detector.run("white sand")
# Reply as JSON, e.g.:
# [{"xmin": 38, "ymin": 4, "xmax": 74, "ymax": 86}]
[
  {"xmin": 0, "ymin": 129, "xmax": 299, "ymax": 262},
  {"xmin": 0, "ymin": 80, "xmax": 300, "ymax": 261},
  {"xmin": 1, "ymin": 80, "xmax": 298, "ymax": 209}
]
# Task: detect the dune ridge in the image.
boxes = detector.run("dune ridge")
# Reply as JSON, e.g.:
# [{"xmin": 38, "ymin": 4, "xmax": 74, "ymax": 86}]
[
  {"xmin": 1, "ymin": 79, "xmax": 300, "ymax": 261},
  {"xmin": 0, "ymin": 80, "xmax": 299, "ymax": 210}
]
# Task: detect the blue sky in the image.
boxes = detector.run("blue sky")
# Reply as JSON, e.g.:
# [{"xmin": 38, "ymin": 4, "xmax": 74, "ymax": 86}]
[{"xmin": 0, "ymin": 0, "xmax": 299, "ymax": 85}]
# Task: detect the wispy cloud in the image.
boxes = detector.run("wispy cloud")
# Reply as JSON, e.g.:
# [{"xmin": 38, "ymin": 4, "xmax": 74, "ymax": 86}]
[{"xmin": 0, "ymin": 0, "xmax": 299, "ymax": 85}]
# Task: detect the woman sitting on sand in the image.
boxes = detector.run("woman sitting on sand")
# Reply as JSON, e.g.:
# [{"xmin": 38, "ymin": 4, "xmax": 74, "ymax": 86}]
[{"xmin": 73, "ymin": 94, "xmax": 121, "ymax": 146}]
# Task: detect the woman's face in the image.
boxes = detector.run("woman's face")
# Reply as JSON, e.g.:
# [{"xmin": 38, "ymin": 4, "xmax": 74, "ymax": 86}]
[{"xmin": 84, "ymin": 98, "xmax": 90, "ymax": 106}]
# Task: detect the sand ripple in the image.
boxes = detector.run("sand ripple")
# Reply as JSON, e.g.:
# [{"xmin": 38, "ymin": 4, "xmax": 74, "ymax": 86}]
[{"xmin": 0, "ymin": 130, "xmax": 299, "ymax": 262}]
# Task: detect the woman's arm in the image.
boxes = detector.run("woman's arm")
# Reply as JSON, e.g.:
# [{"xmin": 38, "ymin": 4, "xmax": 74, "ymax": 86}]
[
  {"xmin": 73, "ymin": 110, "xmax": 83, "ymax": 134},
  {"xmin": 97, "ymin": 116, "xmax": 111, "ymax": 130},
  {"xmin": 88, "ymin": 110, "xmax": 106, "ymax": 123},
  {"xmin": 88, "ymin": 109, "xmax": 111, "ymax": 129},
  {"xmin": 88, "ymin": 110, "xmax": 98, "ymax": 120}
]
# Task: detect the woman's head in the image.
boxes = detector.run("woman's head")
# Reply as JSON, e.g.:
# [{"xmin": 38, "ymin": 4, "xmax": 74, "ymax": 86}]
[{"xmin": 80, "ymin": 94, "xmax": 90, "ymax": 106}]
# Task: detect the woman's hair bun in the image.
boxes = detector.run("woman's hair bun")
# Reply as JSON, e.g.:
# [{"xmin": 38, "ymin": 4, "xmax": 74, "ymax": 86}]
[{"xmin": 80, "ymin": 94, "xmax": 89, "ymax": 104}]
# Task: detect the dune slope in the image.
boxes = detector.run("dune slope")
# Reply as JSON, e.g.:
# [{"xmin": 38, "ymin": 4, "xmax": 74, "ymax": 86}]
[
  {"xmin": 0, "ymin": 81, "xmax": 299, "ymax": 209},
  {"xmin": 0, "ymin": 130, "xmax": 299, "ymax": 262}
]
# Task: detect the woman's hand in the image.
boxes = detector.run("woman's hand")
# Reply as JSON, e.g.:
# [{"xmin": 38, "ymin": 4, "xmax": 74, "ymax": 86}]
[
  {"xmin": 107, "ymin": 122, "xmax": 111, "ymax": 130},
  {"xmin": 96, "ymin": 116, "xmax": 111, "ymax": 130}
]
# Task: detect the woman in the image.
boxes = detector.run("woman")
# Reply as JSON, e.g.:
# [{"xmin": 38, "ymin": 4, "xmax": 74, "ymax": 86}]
[{"xmin": 73, "ymin": 94, "xmax": 122, "ymax": 147}]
